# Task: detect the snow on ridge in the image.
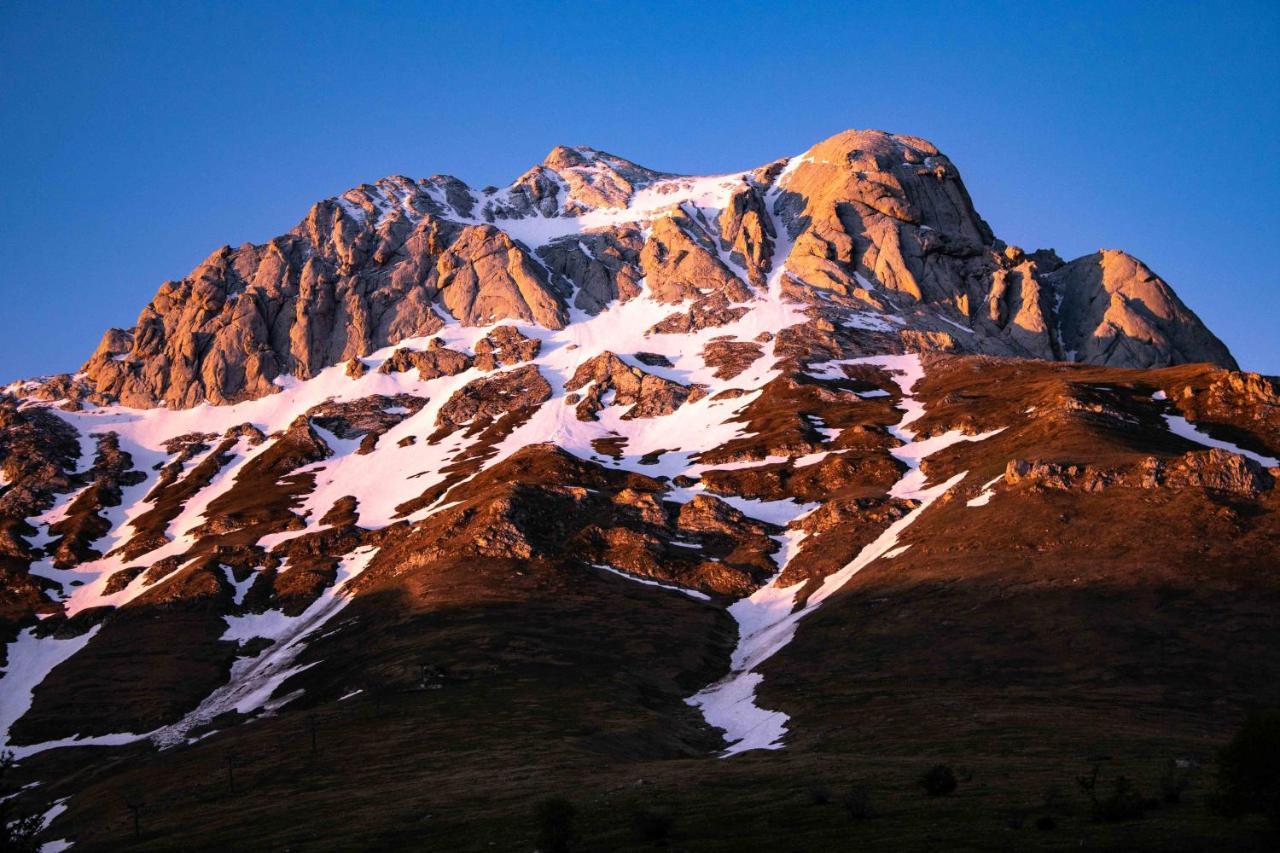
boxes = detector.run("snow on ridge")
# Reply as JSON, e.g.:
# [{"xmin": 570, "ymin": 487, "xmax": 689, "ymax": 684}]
[
  {"xmin": 0, "ymin": 626, "xmax": 101, "ymax": 750},
  {"xmin": 1162, "ymin": 413, "xmax": 1279, "ymax": 468}
]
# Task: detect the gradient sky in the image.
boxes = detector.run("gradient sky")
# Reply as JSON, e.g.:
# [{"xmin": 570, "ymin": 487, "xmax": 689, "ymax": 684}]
[{"xmin": 2, "ymin": 0, "xmax": 1277, "ymax": 381}]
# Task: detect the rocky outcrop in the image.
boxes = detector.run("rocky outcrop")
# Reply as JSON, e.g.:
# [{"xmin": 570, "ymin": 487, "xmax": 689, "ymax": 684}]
[
  {"xmin": 308, "ymin": 394, "xmax": 428, "ymax": 454},
  {"xmin": 0, "ymin": 398, "xmax": 82, "ymax": 624},
  {"xmin": 45, "ymin": 433, "xmax": 146, "ymax": 568},
  {"xmin": 564, "ymin": 352, "xmax": 705, "ymax": 420},
  {"xmin": 778, "ymin": 130, "xmax": 993, "ymax": 305},
  {"xmin": 483, "ymin": 146, "xmax": 670, "ymax": 220},
  {"xmin": 772, "ymin": 130, "xmax": 1234, "ymax": 370},
  {"xmin": 473, "ymin": 326, "xmax": 541, "ymax": 371},
  {"xmin": 1142, "ymin": 448, "xmax": 1274, "ymax": 495},
  {"xmin": 537, "ymin": 227, "xmax": 645, "ymax": 314},
  {"xmin": 378, "ymin": 340, "xmax": 473, "ymax": 380},
  {"xmin": 436, "ymin": 364, "xmax": 552, "ymax": 430},
  {"xmin": 1004, "ymin": 448, "xmax": 1274, "ymax": 497},
  {"xmin": 1042, "ymin": 250, "xmax": 1237, "ymax": 369},
  {"xmin": 701, "ymin": 339, "xmax": 764, "ymax": 380},
  {"xmin": 718, "ymin": 184, "xmax": 774, "ymax": 287}
]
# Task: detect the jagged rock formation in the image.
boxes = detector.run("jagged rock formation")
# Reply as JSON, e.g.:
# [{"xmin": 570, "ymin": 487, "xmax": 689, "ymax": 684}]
[{"xmin": 11, "ymin": 128, "xmax": 1229, "ymax": 413}]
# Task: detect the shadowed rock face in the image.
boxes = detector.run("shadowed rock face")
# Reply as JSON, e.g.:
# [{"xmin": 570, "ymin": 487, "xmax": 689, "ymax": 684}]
[
  {"xmin": 47, "ymin": 128, "xmax": 1234, "ymax": 413},
  {"xmin": 1046, "ymin": 249, "xmax": 1238, "ymax": 369}
]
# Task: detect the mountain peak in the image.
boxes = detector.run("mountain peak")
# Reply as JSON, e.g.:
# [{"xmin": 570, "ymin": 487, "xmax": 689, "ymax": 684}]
[
  {"xmin": 541, "ymin": 144, "xmax": 600, "ymax": 170},
  {"xmin": 4, "ymin": 129, "xmax": 1238, "ymax": 411}
]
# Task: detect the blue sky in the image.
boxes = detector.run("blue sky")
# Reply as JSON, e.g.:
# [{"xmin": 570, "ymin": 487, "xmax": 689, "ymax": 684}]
[{"xmin": 1, "ymin": 0, "xmax": 1277, "ymax": 379}]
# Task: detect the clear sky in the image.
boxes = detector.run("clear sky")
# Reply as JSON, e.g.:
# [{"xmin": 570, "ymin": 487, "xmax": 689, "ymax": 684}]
[{"xmin": 1, "ymin": 0, "xmax": 1277, "ymax": 380}]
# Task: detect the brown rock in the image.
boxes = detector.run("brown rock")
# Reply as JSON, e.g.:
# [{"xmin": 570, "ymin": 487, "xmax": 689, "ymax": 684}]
[
  {"xmin": 378, "ymin": 342, "xmax": 472, "ymax": 380},
  {"xmin": 701, "ymin": 339, "xmax": 764, "ymax": 380},
  {"xmin": 473, "ymin": 326, "xmax": 541, "ymax": 371},
  {"xmin": 564, "ymin": 352, "xmax": 705, "ymax": 420},
  {"xmin": 436, "ymin": 364, "xmax": 552, "ymax": 430}
]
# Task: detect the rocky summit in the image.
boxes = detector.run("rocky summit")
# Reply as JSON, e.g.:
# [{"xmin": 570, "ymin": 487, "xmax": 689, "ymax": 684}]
[{"xmin": 1, "ymin": 130, "xmax": 1277, "ymax": 851}]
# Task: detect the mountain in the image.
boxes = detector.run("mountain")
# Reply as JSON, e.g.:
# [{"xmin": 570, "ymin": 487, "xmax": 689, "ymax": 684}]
[
  {"xmin": 1, "ymin": 130, "xmax": 1277, "ymax": 851},
  {"xmin": 23, "ymin": 129, "xmax": 1232, "ymax": 411}
]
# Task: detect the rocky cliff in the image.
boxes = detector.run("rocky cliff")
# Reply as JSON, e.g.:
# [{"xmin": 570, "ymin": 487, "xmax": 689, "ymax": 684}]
[{"xmin": 24, "ymin": 129, "xmax": 1234, "ymax": 410}]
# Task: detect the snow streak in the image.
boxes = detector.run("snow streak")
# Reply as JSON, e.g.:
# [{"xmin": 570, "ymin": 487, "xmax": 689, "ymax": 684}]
[{"xmin": 688, "ymin": 354, "xmax": 1004, "ymax": 756}]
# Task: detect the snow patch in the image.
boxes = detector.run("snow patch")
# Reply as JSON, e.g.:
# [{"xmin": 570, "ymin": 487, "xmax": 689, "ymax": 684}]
[
  {"xmin": 1163, "ymin": 415, "xmax": 1278, "ymax": 467},
  {"xmin": 0, "ymin": 627, "xmax": 101, "ymax": 750},
  {"xmin": 966, "ymin": 474, "xmax": 1005, "ymax": 507},
  {"xmin": 153, "ymin": 546, "xmax": 378, "ymax": 747}
]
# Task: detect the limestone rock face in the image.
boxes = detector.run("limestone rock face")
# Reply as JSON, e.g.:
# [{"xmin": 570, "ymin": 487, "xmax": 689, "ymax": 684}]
[
  {"xmin": 58, "ymin": 128, "xmax": 1236, "ymax": 411},
  {"xmin": 771, "ymin": 130, "xmax": 1235, "ymax": 371},
  {"xmin": 435, "ymin": 225, "xmax": 567, "ymax": 329},
  {"xmin": 778, "ymin": 129, "xmax": 993, "ymax": 305},
  {"xmin": 564, "ymin": 352, "xmax": 705, "ymax": 420},
  {"xmin": 640, "ymin": 213, "xmax": 752, "ymax": 305},
  {"xmin": 1046, "ymin": 250, "xmax": 1238, "ymax": 369}
]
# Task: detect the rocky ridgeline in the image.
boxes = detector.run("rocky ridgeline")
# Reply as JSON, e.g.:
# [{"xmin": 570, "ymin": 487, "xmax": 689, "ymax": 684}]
[{"xmin": 9, "ymin": 129, "xmax": 1235, "ymax": 411}]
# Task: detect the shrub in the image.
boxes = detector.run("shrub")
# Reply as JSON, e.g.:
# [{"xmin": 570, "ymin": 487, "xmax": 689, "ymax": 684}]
[
  {"xmin": 1213, "ymin": 709, "xmax": 1280, "ymax": 827},
  {"xmin": 1093, "ymin": 775, "xmax": 1148, "ymax": 822},
  {"xmin": 1, "ymin": 811, "xmax": 42, "ymax": 852},
  {"xmin": 535, "ymin": 797, "xmax": 577, "ymax": 853},
  {"xmin": 807, "ymin": 784, "xmax": 831, "ymax": 805},
  {"xmin": 842, "ymin": 784, "xmax": 876, "ymax": 820},
  {"xmin": 1, "ymin": 750, "xmax": 42, "ymax": 853},
  {"xmin": 920, "ymin": 764, "xmax": 958, "ymax": 797},
  {"xmin": 631, "ymin": 808, "xmax": 673, "ymax": 843}
]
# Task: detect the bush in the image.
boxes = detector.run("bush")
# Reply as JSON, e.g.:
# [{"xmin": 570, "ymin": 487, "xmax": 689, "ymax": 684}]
[
  {"xmin": 1, "ymin": 749, "xmax": 42, "ymax": 853},
  {"xmin": 807, "ymin": 784, "xmax": 831, "ymax": 805},
  {"xmin": 535, "ymin": 797, "xmax": 577, "ymax": 853},
  {"xmin": 920, "ymin": 764, "xmax": 958, "ymax": 797},
  {"xmin": 631, "ymin": 808, "xmax": 673, "ymax": 843},
  {"xmin": 1093, "ymin": 775, "xmax": 1149, "ymax": 822},
  {"xmin": 1213, "ymin": 709, "xmax": 1280, "ymax": 827},
  {"xmin": 842, "ymin": 784, "xmax": 876, "ymax": 820}
]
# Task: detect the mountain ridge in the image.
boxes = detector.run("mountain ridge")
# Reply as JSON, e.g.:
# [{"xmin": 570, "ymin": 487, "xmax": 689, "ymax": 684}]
[{"xmin": 8, "ymin": 128, "xmax": 1235, "ymax": 411}]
